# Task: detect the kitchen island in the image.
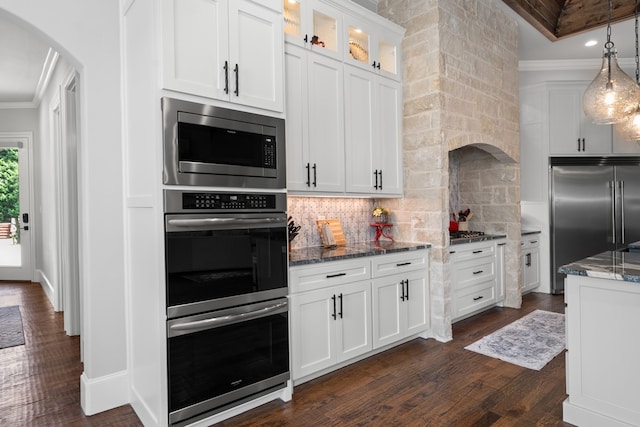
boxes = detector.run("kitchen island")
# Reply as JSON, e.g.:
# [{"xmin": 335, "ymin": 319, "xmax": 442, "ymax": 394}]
[{"xmin": 559, "ymin": 251, "xmax": 640, "ymax": 427}]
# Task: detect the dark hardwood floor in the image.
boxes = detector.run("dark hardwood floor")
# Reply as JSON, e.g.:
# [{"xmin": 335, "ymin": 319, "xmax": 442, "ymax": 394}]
[
  {"xmin": 0, "ymin": 281, "xmax": 141, "ymax": 427},
  {"xmin": 0, "ymin": 281, "xmax": 572, "ymax": 426}
]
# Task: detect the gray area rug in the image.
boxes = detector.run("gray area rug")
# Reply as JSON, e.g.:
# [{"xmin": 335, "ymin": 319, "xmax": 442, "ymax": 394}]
[
  {"xmin": 0, "ymin": 305, "xmax": 25, "ymax": 349},
  {"xmin": 464, "ymin": 309, "xmax": 565, "ymax": 371}
]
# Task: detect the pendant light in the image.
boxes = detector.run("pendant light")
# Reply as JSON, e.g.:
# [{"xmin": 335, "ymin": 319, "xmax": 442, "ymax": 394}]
[
  {"xmin": 583, "ymin": 0, "xmax": 640, "ymax": 125},
  {"xmin": 615, "ymin": 0, "xmax": 640, "ymax": 140}
]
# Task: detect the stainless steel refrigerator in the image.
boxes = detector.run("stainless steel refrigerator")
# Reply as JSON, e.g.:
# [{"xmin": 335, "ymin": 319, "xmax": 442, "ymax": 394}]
[{"xmin": 550, "ymin": 158, "xmax": 640, "ymax": 294}]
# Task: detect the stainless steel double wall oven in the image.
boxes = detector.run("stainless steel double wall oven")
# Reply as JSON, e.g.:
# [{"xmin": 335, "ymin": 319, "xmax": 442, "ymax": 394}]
[{"xmin": 162, "ymin": 98, "xmax": 289, "ymax": 426}]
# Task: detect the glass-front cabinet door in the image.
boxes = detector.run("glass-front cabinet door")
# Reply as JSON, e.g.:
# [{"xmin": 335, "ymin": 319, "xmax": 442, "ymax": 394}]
[
  {"xmin": 343, "ymin": 15, "xmax": 400, "ymax": 81},
  {"xmin": 284, "ymin": 0, "xmax": 342, "ymax": 60}
]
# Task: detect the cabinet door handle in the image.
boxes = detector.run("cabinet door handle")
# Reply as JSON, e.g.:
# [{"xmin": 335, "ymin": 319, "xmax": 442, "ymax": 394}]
[
  {"xmin": 400, "ymin": 279, "xmax": 406, "ymax": 301},
  {"xmin": 473, "ymin": 270, "xmax": 483, "ymax": 275},
  {"xmin": 223, "ymin": 60, "xmax": 229, "ymax": 94},
  {"xmin": 582, "ymin": 138, "xmax": 586, "ymax": 152},
  {"xmin": 372, "ymin": 61, "xmax": 377, "ymax": 69},
  {"xmin": 472, "ymin": 250, "xmax": 483, "ymax": 254},
  {"xmin": 396, "ymin": 262, "xmax": 411, "ymax": 267},
  {"xmin": 373, "ymin": 170, "xmax": 379, "ymax": 190},
  {"xmin": 526, "ymin": 253, "xmax": 531, "ymax": 267},
  {"xmin": 577, "ymin": 138, "xmax": 581, "ymax": 152},
  {"xmin": 331, "ymin": 294, "xmax": 337, "ymax": 320},
  {"xmin": 379, "ymin": 169, "xmax": 383, "ymax": 190},
  {"xmin": 326, "ymin": 272, "xmax": 346, "ymax": 279},
  {"xmin": 405, "ymin": 278, "xmax": 409, "ymax": 300},
  {"xmin": 312, "ymin": 163, "xmax": 317, "ymax": 187},
  {"xmin": 233, "ymin": 63, "xmax": 239, "ymax": 96},
  {"xmin": 304, "ymin": 34, "xmax": 308, "ymax": 44},
  {"xmin": 376, "ymin": 61, "xmax": 381, "ymax": 70},
  {"xmin": 338, "ymin": 293, "xmax": 343, "ymax": 319},
  {"xmin": 305, "ymin": 163, "xmax": 310, "ymax": 187},
  {"xmin": 473, "ymin": 295, "xmax": 484, "ymax": 301}
]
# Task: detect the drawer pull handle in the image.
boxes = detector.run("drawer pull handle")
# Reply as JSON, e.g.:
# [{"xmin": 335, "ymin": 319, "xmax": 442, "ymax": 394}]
[
  {"xmin": 396, "ymin": 262, "xmax": 412, "ymax": 267},
  {"xmin": 531, "ymin": 240, "xmax": 538, "ymax": 244},
  {"xmin": 473, "ymin": 296, "xmax": 484, "ymax": 301},
  {"xmin": 472, "ymin": 270, "xmax": 483, "ymax": 275},
  {"xmin": 472, "ymin": 250, "xmax": 483, "ymax": 254},
  {"xmin": 326, "ymin": 272, "xmax": 347, "ymax": 279}
]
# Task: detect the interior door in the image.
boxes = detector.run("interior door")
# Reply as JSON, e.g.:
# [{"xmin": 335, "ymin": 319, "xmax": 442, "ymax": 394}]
[{"xmin": 0, "ymin": 133, "xmax": 33, "ymax": 281}]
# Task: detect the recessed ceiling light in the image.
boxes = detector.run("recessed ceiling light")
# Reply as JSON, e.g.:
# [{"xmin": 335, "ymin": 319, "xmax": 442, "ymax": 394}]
[{"xmin": 585, "ymin": 40, "xmax": 598, "ymax": 47}]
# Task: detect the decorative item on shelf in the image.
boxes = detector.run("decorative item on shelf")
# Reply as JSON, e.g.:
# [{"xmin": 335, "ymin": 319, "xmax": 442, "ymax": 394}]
[
  {"xmin": 372, "ymin": 205, "xmax": 390, "ymax": 224},
  {"xmin": 583, "ymin": 0, "xmax": 640, "ymax": 125},
  {"xmin": 349, "ymin": 40, "xmax": 368, "ymax": 61},
  {"xmin": 615, "ymin": 0, "xmax": 640, "ymax": 141},
  {"xmin": 310, "ymin": 35, "xmax": 325, "ymax": 48}
]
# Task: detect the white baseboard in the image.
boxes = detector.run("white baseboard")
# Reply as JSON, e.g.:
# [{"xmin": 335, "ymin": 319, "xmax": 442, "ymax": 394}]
[
  {"xmin": 130, "ymin": 385, "xmax": 160, "ymax": 426},
  {"xmin": 81, "ymin": 370, "xmax": 130, "ymax": 415},
  {"xmin": 36, "ymin": 269, "xmax": 55, "ymax": 308}
]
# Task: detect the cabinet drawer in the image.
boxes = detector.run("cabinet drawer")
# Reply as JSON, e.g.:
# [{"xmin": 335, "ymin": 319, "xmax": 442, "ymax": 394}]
[
  {"xmin": 521, "ymin": 237, "xmax": 540, "ymax": 249},
  {"xmin": 454, "ymin": 281, "xmax": 496, "ymax": 319},
  {"xmin": 290, "ymin": 259, "xmax": 370, "ymax": 293},
  {"xmin": 370, "ymin": 251, "xmax": 428, "ymax": 278},
  {"xmin": 451, "ymin": 242, "xmax": 495, "ymax": 262},
  {"xmin": 453, "ymin": 258, "xmax": 496, "ymax": 290}
]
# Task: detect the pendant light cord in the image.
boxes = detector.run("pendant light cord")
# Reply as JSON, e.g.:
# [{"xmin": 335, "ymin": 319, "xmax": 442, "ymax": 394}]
[
  {"xmin": 635, "ymin": 0, "xmax": 639, "ymax": 84},
  {"xmin": 606, "ymin": 0, "xmax": 614, "ymax": 84}
]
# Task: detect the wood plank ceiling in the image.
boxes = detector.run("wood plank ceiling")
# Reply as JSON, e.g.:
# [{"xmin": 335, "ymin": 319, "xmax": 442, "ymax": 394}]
[{"xmin": 502, "ymin": 0, "xmax": 636, "ymax": 41}]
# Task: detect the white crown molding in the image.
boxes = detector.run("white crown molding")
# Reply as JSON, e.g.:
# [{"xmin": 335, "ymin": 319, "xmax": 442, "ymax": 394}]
[
  {"xmin": 520, "ymin": 57, "xmax": 636, "ymax": 72},
  {"xmin": 32, "ymin": 48, "xmax": 59, "ymax": 105},
  {"xmin": 0, "ymin": 48, "xmax": 59, "ymax": 109},
  {"xmin": 350, "ymin": 0, "xmax": 378, "ymax": 12},
  {"xmin": 0, "ymin": 101, "xmax": 38, "ymax": 109}
]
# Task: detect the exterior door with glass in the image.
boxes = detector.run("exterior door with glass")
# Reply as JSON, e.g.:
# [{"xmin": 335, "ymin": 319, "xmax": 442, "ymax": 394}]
[{"xmin": 0, "ymin": 133, "xmax": 33, "ymax": 281}]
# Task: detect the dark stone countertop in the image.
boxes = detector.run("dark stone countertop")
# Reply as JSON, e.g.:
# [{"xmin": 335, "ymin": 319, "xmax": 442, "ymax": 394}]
[
  {"xmin": 559, "ymin": 250, "xmax": 640, "ymax": 283},
  {"xmin": 289, "ymin": 241, "xmax": 431, "ymax": 267},
  {"xmin": 450, "ymin": 234, "xmax": 506, "ymax": 246}
]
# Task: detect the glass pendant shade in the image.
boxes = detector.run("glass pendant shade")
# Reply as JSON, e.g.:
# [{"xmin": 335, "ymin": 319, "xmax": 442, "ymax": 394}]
[
  {"xmin": 583, "ymin": 50, "xmax": 640, "ymax": 125},
  {"xmin": 615, "ymin": 103, "xmax": 640, "ymax": 140}
]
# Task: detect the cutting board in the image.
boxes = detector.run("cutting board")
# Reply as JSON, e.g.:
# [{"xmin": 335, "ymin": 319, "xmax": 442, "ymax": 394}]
[{"xmin": 315, "ymin": 219, "xmax": 346, "ymax": 247}]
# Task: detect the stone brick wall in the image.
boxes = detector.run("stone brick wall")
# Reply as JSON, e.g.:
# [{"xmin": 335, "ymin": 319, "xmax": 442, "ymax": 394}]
[{"xmin": 378, "ymin": 0, "xmax": 520, "ymax": 340}]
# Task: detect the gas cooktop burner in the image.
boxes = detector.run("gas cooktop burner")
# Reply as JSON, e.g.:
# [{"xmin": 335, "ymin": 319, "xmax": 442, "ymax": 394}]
[{"xmin": 450, "ymin": 230, "xmax": 485, "ymax": 239}]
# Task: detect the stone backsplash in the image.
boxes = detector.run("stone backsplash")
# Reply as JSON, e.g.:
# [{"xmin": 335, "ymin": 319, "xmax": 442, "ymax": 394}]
[{"xmin": 287, "ymin": 197, "xmax": 395, "ymax": 248}]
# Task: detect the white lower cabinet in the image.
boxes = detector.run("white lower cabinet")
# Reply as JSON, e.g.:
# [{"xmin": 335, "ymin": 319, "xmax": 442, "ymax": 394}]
[
  {"xmin": 290, "ymin": 279, "xmax": 371, "ymax": 380},
  {"xmin": 372, "ymin": 269, "xmax": 429, "ymax": 349},
  {"xmin": 450, "ymin": 239, "xmax": 505, "ymax": 322},
  {"xmin": 521, "ymin": 235, "xmax": 541, "ymax": 293},
  {"xmin": 290, "ymin": 249, "xmax": 429, "ymax": 383}
]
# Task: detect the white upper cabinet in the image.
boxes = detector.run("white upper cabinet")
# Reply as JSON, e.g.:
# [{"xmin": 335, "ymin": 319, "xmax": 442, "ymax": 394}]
[
  {"xmin": 284, "ymin": 0, "xmax": 343, "ymax": 61},
  {"xmin": 343, "ymin": 15, "xmax": 401, "ymax": 81},
  {"xmin": 285, "ymin": 44, "xmax": 345, "ymax": 193},
  {"xmin": 612, "ymin": 126, "xmax": 640, "ymax": 154},
  {"xmin": 548, "ymin": 82, "xmax": 612, "ymax": 155},
  {"xmin": 162, "ymin": 0, "xmax": 284, "ymax": 112},
  {"xmin": 344, "ymin": 65, "xmax": 402, "ymax": 195}
]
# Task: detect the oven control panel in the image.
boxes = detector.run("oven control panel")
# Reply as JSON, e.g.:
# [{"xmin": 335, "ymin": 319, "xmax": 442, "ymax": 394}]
[{"xmin": 182, "ymin": 192, "xmax": 276, "ymax": 210}]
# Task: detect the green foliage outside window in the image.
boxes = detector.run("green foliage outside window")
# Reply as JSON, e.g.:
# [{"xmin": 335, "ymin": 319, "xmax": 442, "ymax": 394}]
[{"xmin": 0, "ymin": 148, "xmax": 19, "ymax": 223}]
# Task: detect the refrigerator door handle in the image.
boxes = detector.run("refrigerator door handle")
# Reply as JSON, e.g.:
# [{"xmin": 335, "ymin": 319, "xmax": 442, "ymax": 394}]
[
  {"xmin": 611, "ymin": 180, "xmax": 617, "ymax": 245},
  {"xmin": 620, "ymin": 180, "xmax": 626, "ymax": 244}
]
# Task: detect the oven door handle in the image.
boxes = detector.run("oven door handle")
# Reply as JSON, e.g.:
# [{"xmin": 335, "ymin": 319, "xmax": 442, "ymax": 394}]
[
  {"xmin": 169, "ymin": 300, "xmax": 288, "ymax": 333},
  {"xmin": 167, "ymin": 217, "xmax": 285, "ymax": 228}
]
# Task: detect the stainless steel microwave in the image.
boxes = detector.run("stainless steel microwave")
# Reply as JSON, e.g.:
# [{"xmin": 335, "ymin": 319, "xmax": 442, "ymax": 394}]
[{"xmin": 161, "ymin": 97, "xmax": 286, "ymax": 189}]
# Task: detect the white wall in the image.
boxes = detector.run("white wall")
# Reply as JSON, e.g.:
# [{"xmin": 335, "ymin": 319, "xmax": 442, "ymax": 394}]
[
  {"xmin": 35, "ymin": 56, "xmax": 74, "ymax": 306},
  {"xmin": 0, "ymin": 1, "xmax": 128, "ymax": 415}
]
